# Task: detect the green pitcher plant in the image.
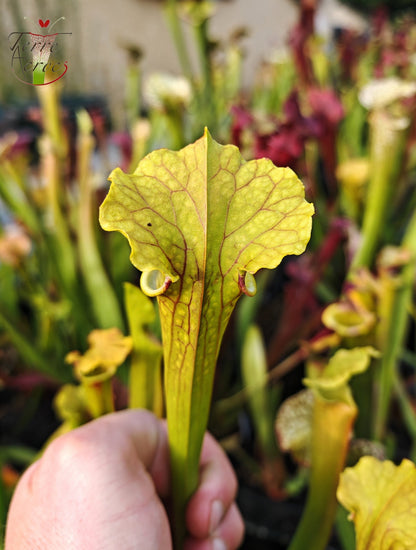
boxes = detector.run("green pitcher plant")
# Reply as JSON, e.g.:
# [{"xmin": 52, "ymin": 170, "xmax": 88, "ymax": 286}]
[
  {"xmin": 99, "ymin": 128, "xmax": 314, "ymax": 547},
  {"xmin": 276, "ymin": 346, "xmax": 379, "ymax": 550}
]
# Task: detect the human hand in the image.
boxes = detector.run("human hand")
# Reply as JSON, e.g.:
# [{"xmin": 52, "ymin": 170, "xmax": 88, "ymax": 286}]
[{"xmin": 5, "ymin": 409, "xmax": 244, "ymax": 550}]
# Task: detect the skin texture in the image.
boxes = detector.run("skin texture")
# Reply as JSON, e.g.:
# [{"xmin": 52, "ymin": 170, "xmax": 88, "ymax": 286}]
[{"xmin": 5, "ymin": 409, "xmax": 244, "ymax": 550}]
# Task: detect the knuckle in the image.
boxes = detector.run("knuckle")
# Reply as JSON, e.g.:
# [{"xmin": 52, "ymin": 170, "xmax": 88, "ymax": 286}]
[{"xmin": 43, "ymin": 427, "xmax": 96, "ymax": 471}]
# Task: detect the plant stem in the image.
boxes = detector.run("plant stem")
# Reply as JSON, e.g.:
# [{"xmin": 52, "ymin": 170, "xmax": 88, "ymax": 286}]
[
  {"xmin": 124, "ymin": 282, "xmax": 164, "ymax": 415},
  {"xmin": 335, "ymin": 504, "xmax": 356, "ymax": 550},
  {"xmin": 167, "ymin": 355, "xmax": 215, "ymax": 550},
  {"xmin": 166, "ymin": 109, "xmax": 186, "ymax": 150},
  {"xmin": 76, "ymin": 111, "xmax": 125, "ymax": 330},
  {"xmin": 164, "ymin": 0, "xmax": 194, "ymax": 83},
  {"xmin": 288, "ymin": 397, "xmax": 357, "ymax": 550},
  {"xmin": 394, "ymin": 372, "xmax": 416, "ymax": 462},
  {"xmin": 125, "ymin": 62, "xmax": 142, "ymax": 130},
  {"xmin": 193, "ymin": 16, "xmax": 216, "ymax": 134},
  {"xmin": 350, "ymin": 364, "xmax": 374, "ymax": 438},
  {"xmin": 37, "ymin": 84, "xmax": 78, "ymax": 296},
  {"xmin": 39, "ymin": 135, "xmax": 77, "ymax": 295},
  {"xmin": 129, "ymin": 349, "xmax": 163, "ymax": 416},
  {"xmin": 83, "ymin": 380, "xmax": 114, "ymax": 419},
  {"xmin": 350, "ymin": 110, "xmax": 407, "ymax": 272},
  {"xmin": 373, "ymin": 207, "xmax": 416, "ymax": 440},
  {"xmin": 37, "ymin": 83, "xmax": 67, "ymax": 157}
]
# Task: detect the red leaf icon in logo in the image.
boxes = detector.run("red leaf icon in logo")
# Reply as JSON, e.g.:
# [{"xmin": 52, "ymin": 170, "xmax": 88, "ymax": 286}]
[{"xmin": 38, "ymin": 19, "xmax": 50, "ymax": 28}]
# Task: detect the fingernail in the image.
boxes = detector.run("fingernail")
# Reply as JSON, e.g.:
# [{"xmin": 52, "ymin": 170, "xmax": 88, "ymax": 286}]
[
  {"xmin": 209, "ymin": 499, "xmax": 225, "ymax": 534},
  {"xmin": 212, "ymin": 537, "xmax": 227, "ymax": 550}
]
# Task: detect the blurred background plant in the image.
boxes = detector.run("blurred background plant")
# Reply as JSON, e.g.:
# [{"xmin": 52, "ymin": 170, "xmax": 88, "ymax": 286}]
[{"xmin": 2, "ymin": 0, "xmax": 416, "ymax": 548}]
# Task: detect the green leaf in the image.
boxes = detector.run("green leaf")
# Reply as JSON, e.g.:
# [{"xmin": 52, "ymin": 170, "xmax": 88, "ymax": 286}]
[
  {"xmin": 99, "ymin": 128, "xmax": 314, "ymax": 546},
  {"xmin": 337, "ymin": 456, "xmax": 416, "ymax": 550}
]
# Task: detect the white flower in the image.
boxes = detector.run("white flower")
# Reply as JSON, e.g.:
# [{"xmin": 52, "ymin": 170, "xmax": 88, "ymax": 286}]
[
  {"xmin": 359, "ymin": 77, "xmax": 416, "ymax": 110},
  {"xmin": 143, "ymin": 73, "xmax": 192, "ymax": 110}
]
